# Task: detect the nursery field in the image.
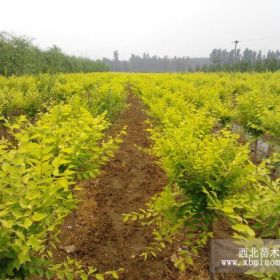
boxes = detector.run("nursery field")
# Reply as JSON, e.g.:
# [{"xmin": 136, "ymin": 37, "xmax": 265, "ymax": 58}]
[{"xmin": 1, "ymin": 72, "xmax": 280, "ymax": 280}]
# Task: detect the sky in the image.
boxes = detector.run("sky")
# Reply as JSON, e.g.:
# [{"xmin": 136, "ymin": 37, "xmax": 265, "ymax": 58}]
[{"xmin": 1, "ymin": 0, "xmax": 280, "ymax": 60}]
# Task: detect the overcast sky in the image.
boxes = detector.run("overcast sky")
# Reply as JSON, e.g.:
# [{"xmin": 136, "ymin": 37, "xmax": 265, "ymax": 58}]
[{"xmin": 1, "ymin": 0, "xmax": 280, "ymax": 59}]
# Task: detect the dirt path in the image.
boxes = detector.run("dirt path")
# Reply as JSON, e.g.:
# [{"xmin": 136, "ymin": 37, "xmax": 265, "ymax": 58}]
[
  {"xmin": 55, "ymin": 94, "xmax": 246, "ymax": 280},
  {"xmin": 56, "ymin": 95, "xmax": 182, "ymax": 279}
]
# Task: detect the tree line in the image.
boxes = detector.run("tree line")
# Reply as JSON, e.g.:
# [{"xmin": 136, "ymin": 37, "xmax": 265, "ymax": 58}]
[
  {"xmin": 207, "ymin": 48, "xmax": 280, "ymax": 72},
  {"xmin": 103, "ymin": 49, "xmax": 280, "ymax": 72},
  {"xmin": 102, "ymin": 51, "xmax": 210, "ymax": 72},
  {"xmin": 0, "ymin": 32, "xmax": 108, "ymax": 76}
]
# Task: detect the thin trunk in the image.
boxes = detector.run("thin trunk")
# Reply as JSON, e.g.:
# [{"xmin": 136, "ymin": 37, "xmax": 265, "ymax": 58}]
[
  {"xmin": 208, "ymin": 222, "xmax": 216, "ymax": 280},
  {"xmin": 254, "ymin": 139, "xmax": 258, "ymax": 163},
  {"xmin": 267, "ymin": 144, "xmax": 271, "ymax": 158}
]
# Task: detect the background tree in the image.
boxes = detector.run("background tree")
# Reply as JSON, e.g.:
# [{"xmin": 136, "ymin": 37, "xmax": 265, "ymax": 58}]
[{"xmin": 0, "ymin": 32, "xmax": 109, "ymax": 76}]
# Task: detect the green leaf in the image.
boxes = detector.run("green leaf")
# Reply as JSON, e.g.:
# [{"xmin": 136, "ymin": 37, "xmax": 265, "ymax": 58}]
[
  {"xmin": 32, "ymin": 213, "xmax": 47, "ymax": 222},
  {"xmin": 88, "ymin": 267, "xmax": 97, "ymax": 275},
  {"xmin": 122, "ymin": 214, "xmax": 130, "ymax": 222},
  {"xmin": 232, "ymin": 224, "xmax": 255, "ymax": 237},
  {"xmin": 112, "ymin": 271, "xmax": 119, "ymax": 279},
  {"xmin": 95, "ymin": 274, "xmax": 104, "ymax": 280},
  {"xmin": 1, "ymin": 220, "xmax": 14, "ymax": 229},
  {"xmin": 81, "ymin": 273, "xmax": 88, "ymax": 280},
  {"xmin": 27, "ymin": 236, "xmax": 41, "ymax": 249},
  {"xmin": 45, "ymin": 270, "xmax": 53, "ymax": 279},
  {"xmin": 18, "ymin": 246, "xmax": 30, "ymax": 264},
  {"xmin": 26, "ymin": 190, "xmax": 41, "ymax": 200},
  {"xmin": 19, "ymin": 197, "xmax": 30, "ymax": 209},
  {"xmin": 23, "ymin": 218, "xmax": 33, "ymax": 228},
  {"xmin": 15, "ymin": 231, "xmax": 25, "ymax": 241},
  {"xmin": 221, "ymin": 206, "xmax": 234, "ymax": 213}
]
